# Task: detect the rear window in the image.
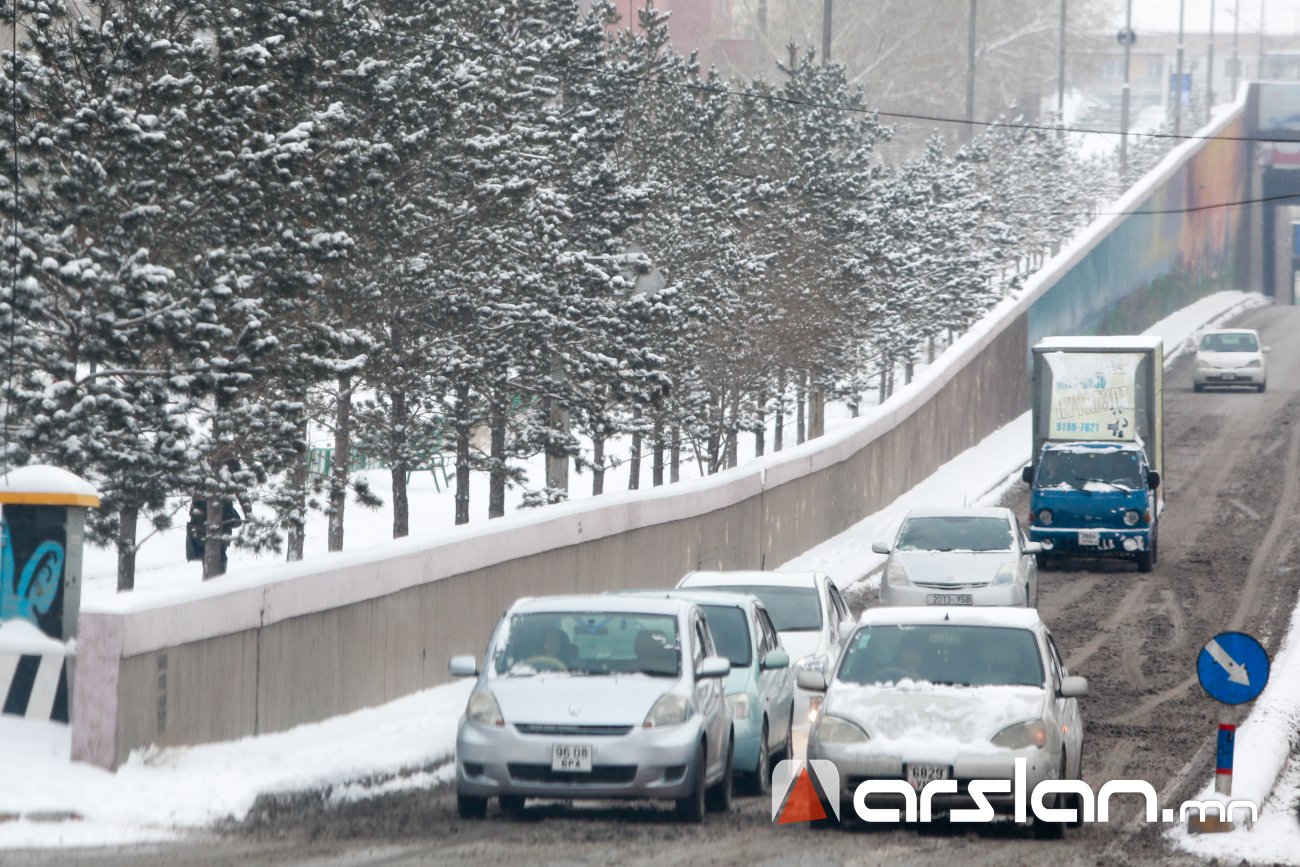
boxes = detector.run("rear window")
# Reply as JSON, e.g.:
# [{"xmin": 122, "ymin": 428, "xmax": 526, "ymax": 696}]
[{"xmin": 692, "ymin": 585, "xmax": 822, "ymax": 632}]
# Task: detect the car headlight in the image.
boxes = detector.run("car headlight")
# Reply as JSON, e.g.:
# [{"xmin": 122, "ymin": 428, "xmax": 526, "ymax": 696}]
[
  {"xmin": 885, "ymin": 562, "xmax": 911, "ymax": 587},
  {"xmin": 815, "ymin": 714, "xmax": 870, "ymax": 745},
  {"xmin": 794, "ymin": 653, "xmax": 829, "ymax": 676},
  {"xmin": 1037, "ymin": 509, "xmax": 1053, "ymax": 526},
  {"xmin": 726, "ymin": 693, "xmax": 750, "ymax": 721},
  {"xmin": 1245, "ymin": 359, "xmax": 1262, "ymax": 368},
  {"xmin": 1124, "ymin": 509, "xmax": 1140, "ymax": 526},
  {"xmin": 643, "ymin": 693, "xmax": 692, "ymax": 728},
  {"xmin": 992, "ymin": 562, "xmax": 1017, "ymax": 586},
  {"xmin": 467, "ymin": 691, "xmax": 505, "ymax": 727},
  {"xmin": 991, "ymin": 719, "xmax": 1048, "ymax": 750}
]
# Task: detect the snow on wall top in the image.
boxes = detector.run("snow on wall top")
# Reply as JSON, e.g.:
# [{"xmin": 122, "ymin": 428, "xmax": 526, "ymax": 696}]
[
  {"xmin": 0, "ymin": 465, "xmax": 101, "ymax": 508},
  {"xmin": 0, "ymin": 618, "xmax": 72, "ymax": 656}
]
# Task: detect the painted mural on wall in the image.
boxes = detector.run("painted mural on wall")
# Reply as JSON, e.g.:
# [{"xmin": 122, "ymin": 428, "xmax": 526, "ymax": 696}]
[{"xmin": 0, "ymin": 510, "xmax": 68, "ymax": 639}]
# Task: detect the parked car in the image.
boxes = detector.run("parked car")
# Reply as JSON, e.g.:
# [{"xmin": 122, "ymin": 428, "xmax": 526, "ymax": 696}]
[
  {"xmin": 1194, "ymin": 328, "xmax": 1268, "ymax": 392},
  {"xmin": 449, "ymin": 595, "xmax": 733, "ymax": 822},
  {"xmin": 872, "ymin": 507, "xmax": 1041, "ymax": 608},
  {"xmin": 802, "ymin": 606, "xmax": 1087, "ymax": 837},
  {"xmin": 675, "ymin": 570, "xmax": 854, "ymax": 726},
  {"xmin": 619, "ymin": 589, "xmax": 795, "ymax": 795}
]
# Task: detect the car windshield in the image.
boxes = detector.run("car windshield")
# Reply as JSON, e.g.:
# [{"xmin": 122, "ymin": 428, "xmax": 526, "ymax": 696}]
[
  {"xmin": 1200, "ymin": 332, "xmax": 1258, "ymax": 352},
  {"xmin": 693, "ymin": 585, "xmax": 822, "ymax": 632},
  {"xmin": 700, "ymin": 605, "xmax": 752, "ymax": 668},
  {"xmin": 837, "ymin": 625, "xmax": 1045, "ymax": 688},
  {"xmin": 895, "ymin": 516, "xmax": 1013, "ymax": 552},
  {"xmin": 1036, "ymin": 449, "xmax": 1142, "ymax": 490},
  {"xmin": 493, "ymin": 612, "xmax": 680, "ymax": 677}
]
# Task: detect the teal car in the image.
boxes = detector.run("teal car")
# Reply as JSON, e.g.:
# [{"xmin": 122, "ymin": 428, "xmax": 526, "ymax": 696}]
[{"xmin": 618, "ymin": 590, "xmax": 795, "ymax": 794}]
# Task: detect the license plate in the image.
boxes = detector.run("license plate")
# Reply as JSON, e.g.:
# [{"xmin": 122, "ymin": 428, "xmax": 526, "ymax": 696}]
[
  {"xmin": 1078, "ymin": 530, "xmax": 1100, "ymax": 546},
  {"xmin": 926, "ymin": 594, "xmax": 973, "ymax": 605},
  {"xmin": 906, "ymin": 764, "xmax": 950, "ymax": 789},
  {"xmin": 552, "ymin": 744, "xmax": 593, "ymax": 772},
  {"xmin": 1220, "ymin": 373, "xmax": 1236, "ymax": 381}
]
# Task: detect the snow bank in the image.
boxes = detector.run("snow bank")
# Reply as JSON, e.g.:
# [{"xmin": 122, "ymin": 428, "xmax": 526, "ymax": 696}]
[{"xmin": 0, "ymin": 620, "xmax": 71, "ymax": 657}]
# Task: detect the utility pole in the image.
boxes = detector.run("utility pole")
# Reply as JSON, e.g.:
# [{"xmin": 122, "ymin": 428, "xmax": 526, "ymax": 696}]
[
  {"xmin": 1057, "ymin": 0, "xmax": 1067, "ymax": 134},
  {"xmin": 965, "ymin": 0, "xmax": 977, "ymax": 142},
  {"xmin": 1120, "ymin": 0, "xmax": 1133, "ymax": 178},
  {"xmin": 1208, "ymin": 0, "xmax": 1217, "ymax": 109},
  {"xmin": 822, "ymin": 0, "xmax": 832, "ymax": 65},
  {"xmin": 1231, "ymin": 2, "xmax": 1240, "ymax": 100},
  {"xmin": 1174, "ymin": 0, "xmax": 1185, "ymax": 137},
  {"xmin": 1259, "ymin": 0, "xmax": 1266, "ymax": 80}
]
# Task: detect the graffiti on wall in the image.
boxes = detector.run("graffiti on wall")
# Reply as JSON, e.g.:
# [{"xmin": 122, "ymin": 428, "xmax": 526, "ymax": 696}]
[{"xmin": 0, "ymin": 520, "xmax": 64, "ymax": 624}]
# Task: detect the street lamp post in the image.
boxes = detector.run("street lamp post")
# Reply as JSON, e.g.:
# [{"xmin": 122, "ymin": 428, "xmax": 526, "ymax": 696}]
[
  {"xmin": 965, "ymin": 0, "xmax": 977, "ymax": 142},
  {"xmin": 822, "ymin": 0, "xmax": 832, "ymax": 65},
  {"xmin": 1121, "ymin": 0, "xmax": 1133, "ymax": 178},
  {"xmin": 1208, "ymin": 0, "xmax": 1217, "ymax": 109},
  {"xmin": 1057, "ymin": 0, "xmax": 1067, "ymax": 133},
  {"xmin": 1174, "ymin": 0, "xmax": 1185, "ymax": 137},
  {"xmin": 1232, "ymin": 2, "xmax": 1240, "ymax": 100}
]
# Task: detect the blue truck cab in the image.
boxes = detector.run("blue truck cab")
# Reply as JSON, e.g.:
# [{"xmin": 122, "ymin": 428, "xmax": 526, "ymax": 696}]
[{"xmin": 1022, "ymin": 441, "xmax": 1160, "ymax": 572}]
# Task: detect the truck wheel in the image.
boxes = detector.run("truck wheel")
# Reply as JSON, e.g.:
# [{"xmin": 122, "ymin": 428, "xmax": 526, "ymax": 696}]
[
  {"xmin": 457, "ymin": 792, "xmax": 488, "ymax": 820},
  {"xmin": 1136, "ymin": 549, "xmax": 1154, "ymax": 573},
  {"xmin": 1035, "ymin": 552, "xmax": 1052, "ymax": 570}
]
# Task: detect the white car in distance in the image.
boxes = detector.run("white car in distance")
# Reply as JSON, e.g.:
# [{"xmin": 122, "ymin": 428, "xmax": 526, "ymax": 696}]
[{"xmin": 1194, "ymin": 328, "xmax": 1268, "ymax": 392}]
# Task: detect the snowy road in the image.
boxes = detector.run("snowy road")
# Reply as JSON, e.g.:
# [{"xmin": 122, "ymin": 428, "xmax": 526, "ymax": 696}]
[{"xmin": 9, "ymin": 303, "xmax": 1300, "ymax": 865}]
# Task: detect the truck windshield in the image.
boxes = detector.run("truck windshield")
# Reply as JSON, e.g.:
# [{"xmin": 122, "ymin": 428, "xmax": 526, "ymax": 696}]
[{"xmin": 1037, "ymin": 450, "xmax": 1143, "ymax": 490}]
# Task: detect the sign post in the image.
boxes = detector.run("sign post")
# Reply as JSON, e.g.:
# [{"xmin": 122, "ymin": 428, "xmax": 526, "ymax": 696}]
[{"xmin": 1192, "ymin": 631, "xmax": 1269, "ymax": 833}]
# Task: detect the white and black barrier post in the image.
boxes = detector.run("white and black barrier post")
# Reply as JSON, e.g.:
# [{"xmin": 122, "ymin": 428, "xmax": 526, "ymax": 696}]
[
  {"xmin": 1191, "ymin": 631, "xmax": 1270, "ymax": 833},
  {"xmin": 0, "ymin": 466, "xmax": 100, "ymax": 723}
]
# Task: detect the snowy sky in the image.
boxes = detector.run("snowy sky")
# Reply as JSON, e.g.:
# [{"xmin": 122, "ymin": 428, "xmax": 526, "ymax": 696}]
[{"xmin": 1115, "ymin": 0, "xmax": 1300, "ymax": 36}]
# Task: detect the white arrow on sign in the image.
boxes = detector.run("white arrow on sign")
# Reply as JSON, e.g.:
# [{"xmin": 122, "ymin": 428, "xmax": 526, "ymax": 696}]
[{"xmin": 1205, "ymin": 639, "xmax": 1251, "ymax": 686}]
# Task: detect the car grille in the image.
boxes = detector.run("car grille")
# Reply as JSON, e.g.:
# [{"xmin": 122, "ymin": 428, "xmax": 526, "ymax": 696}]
[
  {"xmin": 514, "ymin": 723, "xmax": 635, "ymax": 737},
  {"xmin": 913, "ymin": 581, "xmax": 990, "ymax": 590},
  {"xmin": 507, "ymin": 764, "xmax": 638, "ymax": 785}
]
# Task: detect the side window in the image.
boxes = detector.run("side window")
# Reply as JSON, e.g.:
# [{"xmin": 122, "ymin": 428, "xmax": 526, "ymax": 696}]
[
  {"xmin": 825, "ymin": 591, "xmax": 840, "ymax": 635},
  {"xmin": 758, "ymin": 608, "xmax": 780, "ymax": 651},
  {"xmin": 693, "ymin": 616, "xmax": 709, "ymax": 667},
  {"xmin": 830, "ymin": 584, "xmax": 850, "ymax": 621},
  {"xmin": 1045, "ymin": 634, "xmax": 1066, "ymax": 687}
]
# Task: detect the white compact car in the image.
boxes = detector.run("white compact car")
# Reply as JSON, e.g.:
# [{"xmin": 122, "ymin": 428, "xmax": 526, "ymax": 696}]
[
  {"xmin": 872, "ymin": 507, "xmax": 1042, "ymax": 608},
  {"xmin": 802, "ymin": 606, "xmax": 1087, "ymax": 837},
  {"xmin": 1194, "ymin": 328, "xmax": 1268, "ymax": 392},
  {"xmin": 450, "ymin": 595, "xmax": 734, "ymax": 822},
  {"xmin": 676, "ymin": 570, "xmax": 854, "ymax": 727}
]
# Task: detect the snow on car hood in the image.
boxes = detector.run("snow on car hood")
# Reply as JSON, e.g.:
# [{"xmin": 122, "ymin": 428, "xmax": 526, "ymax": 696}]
[
  {"xmin": 891, "ymin": 550, "xmax": 1012, "ymax": 585},
  {"xmin": 490, "ymin": 674, "xmax": 678, "ymax": 726},
  {"xmin": 825, "ymin": 682, "xmax": 1046, "ymax": 752},
  {"xmin": 778, "ymin": 630, "xmax": 825, "ymax": 664}
]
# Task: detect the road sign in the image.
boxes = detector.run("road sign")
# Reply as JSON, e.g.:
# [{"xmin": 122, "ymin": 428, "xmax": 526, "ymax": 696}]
[
  {"xmin": 1116, "ymin": 28, "xmax": 1136, "ymax": 46},
  {"xmin": 1197, "ymin": 632, "xmax": 1269, "ymax": 705}
]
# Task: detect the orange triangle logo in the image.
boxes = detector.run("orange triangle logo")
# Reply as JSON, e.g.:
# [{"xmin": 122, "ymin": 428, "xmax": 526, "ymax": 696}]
[{"xmin": 777, "ymin": 768, "xmax": 828, "ymax": 824}]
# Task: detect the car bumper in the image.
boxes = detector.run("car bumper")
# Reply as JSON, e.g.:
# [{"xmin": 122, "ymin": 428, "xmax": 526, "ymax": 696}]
[
  {"xmin": 808, "ymin": 742, "xmax": 1060, "ymax": 815},
  {"xmin": 879, "ymin": 582, "xmax": 1027, "ymax": 607},
  {"xmin": 1195, "ymin": 366, "xmax": 1264, "ymax": 386},
  {"xmin": 456, "ymin": 717, "xmax": 704, "ymax": 801},
  {"xmin": 1029, "ymin": 526, "xmax": 1150, "ymax": 557}
]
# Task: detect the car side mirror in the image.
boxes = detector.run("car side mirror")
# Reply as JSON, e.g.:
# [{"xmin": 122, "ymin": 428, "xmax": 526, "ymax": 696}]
[
  {"xmin": 796, "ymin": 670, "xmax": 828, "ymax": 692},
  {"xmin": 1263, "ymin": 346, "xmax": 1272, "ymax": 353},
  {"xmin": 1024, "ymin": 541, "xmax": 1043, "ymax": 554},
  {"xmin": 1021, "ymin": 465, "xmax": 1035, "ymax": 485},
  {"xmin": 698, "ymin": 656, "xmax": 731, "ymax": 679},
  {"xmin": 871, "ymin": 541, "xmax": 891, "ymax": 555},
  {"xmin": 762, "ymin": 649, "xmax": 790, "ymax": 670},
  {"xmin": 1147, "ymin": 470, "xmax": 1160, "ymax": 490},
  {"xmin": 1059, "ymin": 675, "xmax": 1088, "ymax": 698},
  {"xmin": 449, "ymin": 655, "xmax": 479, "ymax": 677}
]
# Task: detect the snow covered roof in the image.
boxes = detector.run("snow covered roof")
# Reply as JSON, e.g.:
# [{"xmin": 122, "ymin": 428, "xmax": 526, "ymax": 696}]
[
  {"xmin": 1040, "ymin": 441, "xmax": 1145, "ymax": 454},
  {"xmin": 616, "ymin": 588, "xmax": 763, "ymax": 610},
  {"xmin": 858, "ymin": 606, "xmax": 1044, "ymax": 629},
  {"xmin": 678, "ymin": 570, "xmax": 823, "ymax": 589},
  {"xmin": 0, "ymin": 466, "xmax": 100, "ymax": 508},
  {"xmin": 902, "ymin": 506, "xmax": 1013, "ymax": 520},
  {"xmin": 1034, "ymin": 335, "xmax": 1163, "ymax": 351},
  {"xmin": 509, "ymin": 594, "xmax": 695, "ymax": 617}
]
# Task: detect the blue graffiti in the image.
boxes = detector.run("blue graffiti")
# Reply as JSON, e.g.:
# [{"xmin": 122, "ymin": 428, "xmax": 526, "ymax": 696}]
[{"xmin": 0, "ymin": 521, "xmax": 64, "ymax": 623}]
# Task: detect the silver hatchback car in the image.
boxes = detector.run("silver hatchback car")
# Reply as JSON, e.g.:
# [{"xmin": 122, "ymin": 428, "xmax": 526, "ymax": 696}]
[
  {"xmin": 450, "ymin": 595, "xmax": 734, "ymax": 821},
  {"xmin": 873, "ymin": 507, "xmax": 1042, "ymax": 608},
  {"xmin": 1194, "ymin": 328, "xmax": 1268, "ymax": 392}
]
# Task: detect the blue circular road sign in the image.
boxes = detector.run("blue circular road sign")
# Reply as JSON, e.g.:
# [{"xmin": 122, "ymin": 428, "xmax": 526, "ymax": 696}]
[{"xmin": 1197, "ymin": 631, "xmax": 1269, "ymax": 705}]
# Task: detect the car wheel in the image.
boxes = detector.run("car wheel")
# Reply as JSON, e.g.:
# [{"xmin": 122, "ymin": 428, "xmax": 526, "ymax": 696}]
[
  {"xmin": 457, "ymin": 791, "xmax": 488, "ymax": 820},
  {"xmin": 499, "ymin": 794, "xmax": 526, "ymax": 818},
  {"xmin": 1032, "ymin": 756, "xmax": 1069, "ymax": 839},
  {"xmin": 706, "ymin": 734, "xmax": 734, "ymax": 812},
  {"xmin": 779, "ymin": 709, "xmax": 794, "ymax": 764},
  {"xmin": 1194, "ymin": 382, "xmax": 1205, "ymax": 392},
  {"xmin": 745, "ymin": 721, "xmax": 771, "ymax": 796},
  {"xmin": 675, "ymin": 741, "xmax": 707, "ymax": 823},
  {"xmin": 1259, "ymin": 382, "xmax": 1267, "ymax": 393}
]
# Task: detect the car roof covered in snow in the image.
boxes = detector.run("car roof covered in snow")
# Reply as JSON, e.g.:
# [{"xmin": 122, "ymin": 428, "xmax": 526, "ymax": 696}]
[
  {"xmin": 858, "ymin": 606, "xmax": 1045, "ymax": 630},
  {"xmin": 1040, "ymin": 441, "xmax": 1145, "ymax": 453},
  {"xmin": 614, "ymin": 588, "xmax": 765, "ymax": 611},
  {"xmin": 902, "ymin": 506, "xmax": 1014, "ymax": 520},
  {"xmin": 1033, "ymin": 335, "xmax": 1163, "ymax": 351},
  {"xmin": 508, "ymin": 594, "xmax": 696, "ymax": 618},
  {"xmin": 677, "ymin": 570, "xmax": 826, "ymax": 589}
]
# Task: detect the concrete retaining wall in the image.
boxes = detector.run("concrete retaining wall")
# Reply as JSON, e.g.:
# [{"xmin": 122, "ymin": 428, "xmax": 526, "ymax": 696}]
[{"xmin": 72, "ymin": 96, "xmax": 1257, "ymax": 770}]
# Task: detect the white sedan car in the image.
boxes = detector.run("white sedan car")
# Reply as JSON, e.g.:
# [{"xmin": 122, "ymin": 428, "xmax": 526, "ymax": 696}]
[
  {"xmin": 872, "ymin": 507, "xmax": 1042, "ymax": 608},
  {"xmin": 676, "ymin": 570, "xmax": 854, "ymax": 726},
  {"xmin": 802, "ymin": 607, "xmax": 1088, "ymax": 837},
  {"xmin": 1194, "ymin": 328, "xmax": 1268, "ymax": 392}
]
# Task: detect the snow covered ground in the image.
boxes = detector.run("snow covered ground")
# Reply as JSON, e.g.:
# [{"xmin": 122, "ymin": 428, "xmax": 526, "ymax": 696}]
[{"xmin": 3, "ymin": 289, "xmax": 1291, "ymax": 853}]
